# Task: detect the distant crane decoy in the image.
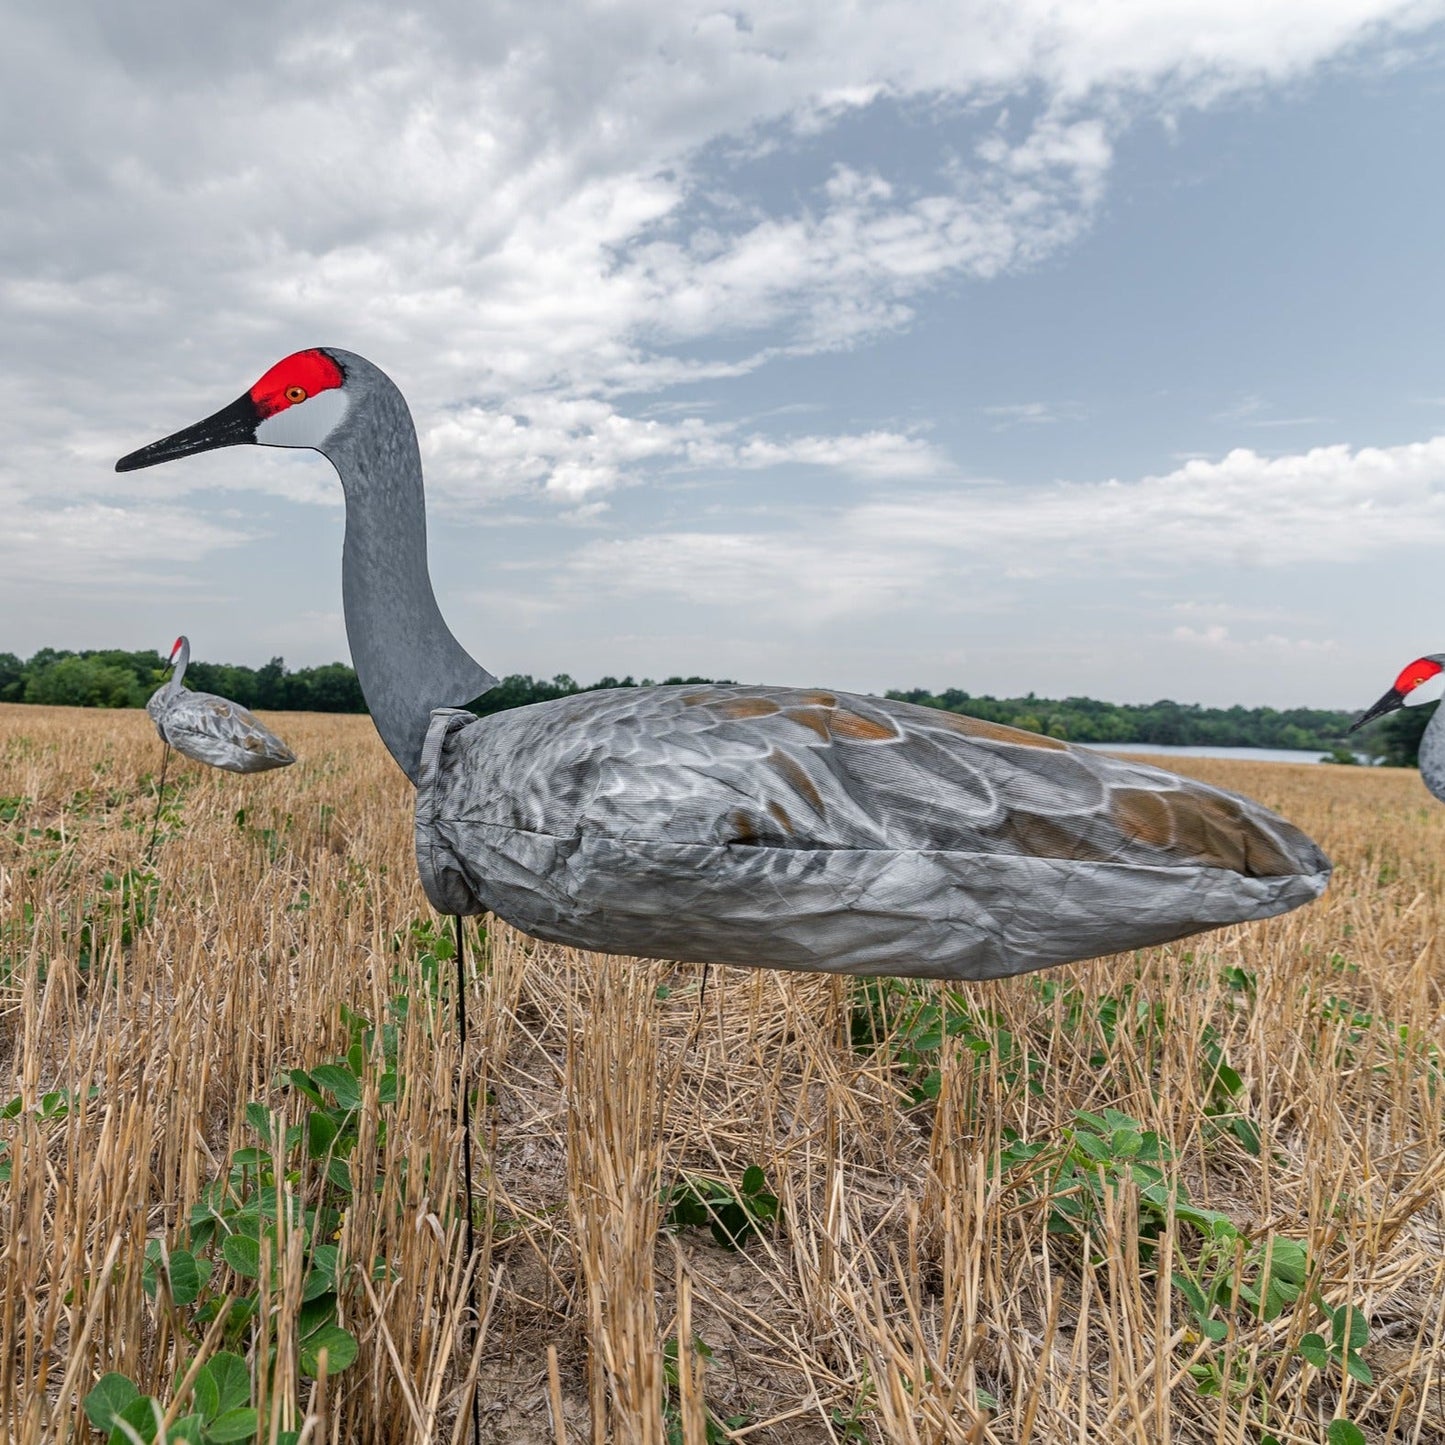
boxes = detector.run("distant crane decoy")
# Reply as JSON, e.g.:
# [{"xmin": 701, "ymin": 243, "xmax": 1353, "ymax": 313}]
[
  {"xmin": 148, "ymin": 636, "xmax": 296, "ymax": 774},
  {"xmin": 1348, "ymin": 654, "xmax": 1445, "ymax": 800},
  {"xmin": 116, "ymin": 350, "xmax": 1331, "ymax": 981},
  {"xmin": 140, "ymin": 635, "xmax": 294, "ymax": 860}
]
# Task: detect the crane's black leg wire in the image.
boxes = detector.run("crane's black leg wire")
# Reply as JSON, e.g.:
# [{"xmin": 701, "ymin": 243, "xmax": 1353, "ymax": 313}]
[
  {"xmin": 455, "ymin": 914, "xmax": 482, "ymax": 1445},
  {"xmin": 697, "ymin": 961, "xmax": 711, "ymax": 1025},
  {"xmin": 145, "ymin": 744, "xmax": 170, "ymax": 865}
]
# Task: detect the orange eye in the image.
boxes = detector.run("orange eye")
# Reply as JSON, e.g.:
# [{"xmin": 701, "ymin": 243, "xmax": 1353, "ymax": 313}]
[{"xmin": 285, "ymin": 386, "xmax": 307, "ymax": 404}]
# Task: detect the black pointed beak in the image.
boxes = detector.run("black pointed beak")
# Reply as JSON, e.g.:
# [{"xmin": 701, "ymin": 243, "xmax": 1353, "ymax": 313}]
[
  {"xmin": 1347, "ymin": 688, "xmax": 1405, "ymax": 735},
  {"xmin": 115, "ymin": 393, "xmax": 260, "ymax": 472}
]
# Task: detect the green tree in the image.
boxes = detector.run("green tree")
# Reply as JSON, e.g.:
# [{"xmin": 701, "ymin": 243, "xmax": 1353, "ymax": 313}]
[
  {"xmin": 0, "ymin": 652, "xmax": 23, "ymax": 702},
  {"xmin": 1374, "ymin": 704, "xmax": 1434, "ymax": 768},
  {"xmin": 24, "ymin": 657, "xmax": 143, "ymax": 708},
  {"xmin": 469, "ymin": 673, "xmax": 582, "ymax": 716},
  {"xmin": 293, "ymin": 663, "xmax": 366, "ymax": 712},
  {"xmin": 254, "ymin": 657, "xmax": 286, "ymax": 710}
]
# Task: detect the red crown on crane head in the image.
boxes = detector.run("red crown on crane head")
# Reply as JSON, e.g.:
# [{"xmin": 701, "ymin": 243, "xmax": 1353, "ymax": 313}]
[
  {"xmin": 250, "ymin": 350, "xmax": 345, "ymax": 420},
  {"xmin": 1395, "ymin": 657, "xmax": 1444, "ymax": 696}
]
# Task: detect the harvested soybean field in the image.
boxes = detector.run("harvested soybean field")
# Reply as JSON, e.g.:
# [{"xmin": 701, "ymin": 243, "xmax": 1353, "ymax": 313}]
[{"xmin": 0, "ymin": 702, "xmax": 1442, "ymax": 1445}]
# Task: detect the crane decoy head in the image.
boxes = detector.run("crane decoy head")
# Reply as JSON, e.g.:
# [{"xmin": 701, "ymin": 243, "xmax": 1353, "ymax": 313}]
[
  {"xmin": 116, "ymin": 350, "xmax": 351, "ymax": 472},
  {"xmin": 167, "ymin": 636, "xmax": 186, "ymax": 667},
  {"xmin": 1347, "ymin": 654, "xmax": 1445, "ymax": 733}
]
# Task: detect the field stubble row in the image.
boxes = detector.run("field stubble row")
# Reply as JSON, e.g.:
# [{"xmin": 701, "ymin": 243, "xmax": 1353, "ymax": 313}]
[{"xmin": 0, "ymin": 702, "xmax": 1442, "ymax": 1444}]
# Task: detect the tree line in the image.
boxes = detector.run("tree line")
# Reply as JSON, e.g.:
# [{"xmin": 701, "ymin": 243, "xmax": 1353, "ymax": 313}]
[
  {"xmin": 883, "ymin": 687, "xmax": 1421, "ymax": 765},
  {"xmin": 0, "ymin": 647, "xmax": 1427, "ymax": 765},
  {"xmin": 0, "ymin": 648, "xmax": 720, "ymax": 721},
  {"xmin": 0, "ymin": 648, "xmax": 366, "ymax": 714}
]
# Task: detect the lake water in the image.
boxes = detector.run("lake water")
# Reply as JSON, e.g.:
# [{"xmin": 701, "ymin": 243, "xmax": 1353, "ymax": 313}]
[{"xmin": 1077, "ymin": 742, "xmax": 1365, "ymax": 765}]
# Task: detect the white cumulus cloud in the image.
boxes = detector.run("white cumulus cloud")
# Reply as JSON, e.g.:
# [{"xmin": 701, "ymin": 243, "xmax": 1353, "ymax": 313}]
[{"xmin": 561, "ymin": 434, "xmax": 1445, "ymax": 615}]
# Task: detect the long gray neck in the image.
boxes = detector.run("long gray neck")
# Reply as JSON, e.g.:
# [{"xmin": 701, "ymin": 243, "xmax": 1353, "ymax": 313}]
[
  {"xmin": 170, "ymin": 638, "xmax": 190, "ymax": 695},
  {"xmin": 1421, "ymin": 705, "xmax": 1445, "ymax": 804},
  {"xmin": 320, "ymin": 353, "xmax": 496, "ymax": 783}
]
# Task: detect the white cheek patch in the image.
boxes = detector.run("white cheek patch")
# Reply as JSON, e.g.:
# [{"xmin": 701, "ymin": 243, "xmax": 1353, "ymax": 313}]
[
  {"xmin": 256, "ymin": 388, "xmax": 350, "ymax": 450},
  {"xmin": 1404, "ymin": 671, "xmax": 1445, "ymax": 707}
]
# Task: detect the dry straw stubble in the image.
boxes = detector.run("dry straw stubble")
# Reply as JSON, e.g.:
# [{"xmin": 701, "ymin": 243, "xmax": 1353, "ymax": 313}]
[{"xmin": 0, "ymin": 702, "xmax": 1442, "ymax": 1443}]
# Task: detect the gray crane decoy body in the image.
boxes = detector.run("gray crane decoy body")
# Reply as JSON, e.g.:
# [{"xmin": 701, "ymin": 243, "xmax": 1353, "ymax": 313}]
[
  {"xmin": 117, "ymin": 349, "xmax": 1331, "ymax": 980},
  {"xmin": 147, "ymin": 636, "xmax": 296, "ymax": 774}
]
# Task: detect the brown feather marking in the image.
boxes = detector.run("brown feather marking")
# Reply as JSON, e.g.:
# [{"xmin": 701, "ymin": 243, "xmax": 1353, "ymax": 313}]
[
  {"xmin": 1112, "ymin": 787, "xmax": 1298, "ymax": 876},
  {"xmin": 727, "ymin": 809, "xmax": 759, "ymax": 846},
  {"xmin": 1171, "ymin": 795, "xmax": 1246, "ymax": 874},
  {"xmin": 829, "ymin": 709, "xmax": 898, "ymax": 741},
  {"xmin": 929, "ymin": 710, "xmax": 1068, "ymax": 750},
  {"xmin": 1110, "ymin": 789, "xmax": 1177, "ymax": 850},
  {"xmin": 766, "ymin": 800, "xmax": 795, "ymax": 834},
  {"xmin": 783, "ymin": 707, "xmax": 831, "ymax": 740},
  {"xmin": 1194, "ymin": 792, "xmax": 1297, "ymax": 877},
  {"xmin": 798, "ymin": 690, "xmax": 838, "ymax": 706},
  {"xmin": 766, "ymin": 748, "xmax": 825, "ymax": 813},
  {"xmin": 1241, "ymin": 824, "xmax": 1299, "ymax": 879},
  {"xmin": 1001, "ymin": 812, "xmax": 1114, "ymax": 863},
  {"xmin": 716, "ymin": 697, "xmax": 783, "ymax": 719}
]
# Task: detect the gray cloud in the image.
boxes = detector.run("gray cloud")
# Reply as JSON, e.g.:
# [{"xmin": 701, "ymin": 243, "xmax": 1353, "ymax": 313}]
[{"xmin": 2, "ymin": 0, "xmax": 1441, "ymax": 691}]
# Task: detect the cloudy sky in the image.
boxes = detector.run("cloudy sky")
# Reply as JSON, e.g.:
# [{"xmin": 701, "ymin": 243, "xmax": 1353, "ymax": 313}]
[{"xmin": 4, "ymin": 2, "xmax": 1445, "ymax": 708}]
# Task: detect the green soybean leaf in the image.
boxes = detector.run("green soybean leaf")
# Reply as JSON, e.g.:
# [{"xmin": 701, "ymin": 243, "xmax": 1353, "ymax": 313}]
[
  {"xmin": 83, "ymin": 1374, "xmax": 139, "ymax": 1430},
  {"xmin": 206, "ymin": 1352, "xmax": 251, "ymax": 1415},
  {"xmin": 1171, "ymin": 1273, "xmax": 1208, "ymax": 1315},
  {"xmin": 289, "ymin": 1069, "xmax": 324, "ymax": 1105},
  {"xmin": 311, "ymin": 1065, "xmax": 362, "ymax": 1110},
  {"xmin": 108, "ymin": 1395, "xmax": 161, "ymax": 1444},
  {"xmin": 222, "ymin": 1235, "xmax": 261, "ymax": 1279},
  {"xmin": 191, "ymin": 1359, "xmax": 221, "ymax": 1421},
  {"xmin": 1266, "ymin": 1239, "xmax": 1309, "ymax": 1283},
  {"xmin": 1345, "ymin": 1352, "xmax": 1374, "ymax": 1385},
  {"xmin": 1112, "ymin": 1129, "xmax": 1143, "ymax": 1158},
  {"xmin": 306, "ymin": 1110, "xmax": 340, "ymax": 1159},
  {"xmin": 1326, "ymin": 1423, "xmax": 1366, "ymax": 1445},
  {"xmin": 166, "ymin": 1249, "xmax": 202, "ymax": 1306},
  {"xmin": 207, "ymin": 1407, "xmax": 261, "ymax": 1442},
  {"xmin": 300, "ymin": 1323, "xmax": 359, "ymax": 1377},
  {"xmin": 299, "ymin": 1292, "xmax": 338, "ymax": 1336},
  {"xmin": 1230, "ymin": 1118, "xmax": 1263, "ymax": 1156}
]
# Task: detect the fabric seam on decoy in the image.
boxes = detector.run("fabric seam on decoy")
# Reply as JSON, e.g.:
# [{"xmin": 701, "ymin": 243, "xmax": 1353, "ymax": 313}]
[{"xmin": 419, "ymin": 813, "xmax": 1315, "ymax": 879}]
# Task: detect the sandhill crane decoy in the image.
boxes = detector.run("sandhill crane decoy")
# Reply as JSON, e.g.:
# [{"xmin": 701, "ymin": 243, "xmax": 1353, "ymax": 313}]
[
  {"xmin": 116, "ymin": 350, "xmax": 1331, "ymax": 980},
  {"xmin": 1347, "ymin": 654, "xmax": 1445, "ymax": 801},
  {"xmin": 148, "ymin": 636, "xmax": 296, "ymax": 774}
]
